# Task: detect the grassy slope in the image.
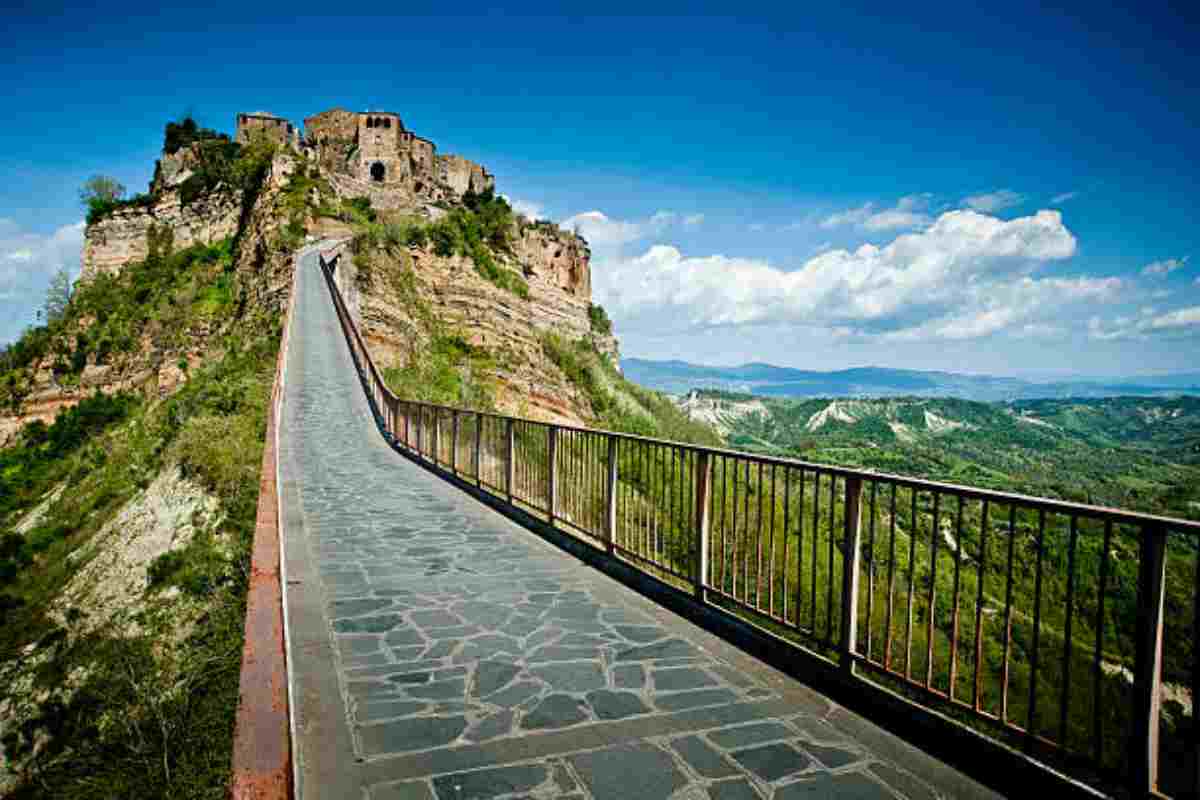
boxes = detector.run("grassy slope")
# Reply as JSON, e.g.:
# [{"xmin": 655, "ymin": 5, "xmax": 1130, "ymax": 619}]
[{"xmin": 0, "ymin": 134, "xmax": 283, "ymax": 797}]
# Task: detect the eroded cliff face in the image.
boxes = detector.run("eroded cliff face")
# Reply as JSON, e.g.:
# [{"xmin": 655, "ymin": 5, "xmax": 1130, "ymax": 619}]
[
  {"xmin": 80, "ymin": 190, "xmax": 242, "ymax": 282},
  {"xmin": 0, "ymin": 152, "xmax": 301, "ymax": 448},
  {"xmin": 330, "ymin": 218, "xmax": 618, "ymax": 425}
]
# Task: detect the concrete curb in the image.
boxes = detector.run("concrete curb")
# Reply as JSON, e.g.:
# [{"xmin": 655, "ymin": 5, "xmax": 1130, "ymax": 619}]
[{"xmin": 228, "ymin": 252, "xmax": 303, "ymax": 800}]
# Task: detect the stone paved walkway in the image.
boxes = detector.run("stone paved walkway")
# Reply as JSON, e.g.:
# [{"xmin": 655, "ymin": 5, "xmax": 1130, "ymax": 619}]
[{"xmin": 279, "ymin": 247, "xmax": 1000, "ymax": 800}]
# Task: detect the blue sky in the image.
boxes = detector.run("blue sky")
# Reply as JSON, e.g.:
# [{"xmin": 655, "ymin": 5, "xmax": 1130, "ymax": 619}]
[{"xmin": 1, "ymin": 1, "xmax": 1197, "ymax": 378}]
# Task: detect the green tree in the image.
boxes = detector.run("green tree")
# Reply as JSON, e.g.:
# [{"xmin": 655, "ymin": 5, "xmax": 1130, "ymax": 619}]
[
  {"xmin": 42, "ymin": 268, "xmax": 72, "ymax": 324},
  {"xmin": 79, "ymin": 175, "xmax": 125, "ymax": 209}
]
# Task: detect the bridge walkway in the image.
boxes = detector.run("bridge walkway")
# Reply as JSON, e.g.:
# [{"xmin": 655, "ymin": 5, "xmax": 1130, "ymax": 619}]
[{"xmin": 279, "ymin": 247, "xmax": 999, "ymax": 799}]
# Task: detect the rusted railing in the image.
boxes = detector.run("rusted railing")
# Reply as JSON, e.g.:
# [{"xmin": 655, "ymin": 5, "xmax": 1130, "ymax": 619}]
[{"xmin": 318, "ymin": 249, "xmax": 1199, "ymax": 799}]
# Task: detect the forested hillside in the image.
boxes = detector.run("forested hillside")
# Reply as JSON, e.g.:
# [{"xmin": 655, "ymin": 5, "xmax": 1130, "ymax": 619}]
[{"xmin": 681, "ymin": 391, "xmax": 1200, "ymax": 520}]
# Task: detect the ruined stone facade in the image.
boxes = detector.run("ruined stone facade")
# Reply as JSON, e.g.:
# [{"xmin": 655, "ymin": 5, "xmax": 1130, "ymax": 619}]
[
  {"xmin": 303, "ymin": 108, "xmax": 493, "ymax": 211},
  {"xmin": 236, "ymin": 112, "xmax": 295, "ymax": 147}
]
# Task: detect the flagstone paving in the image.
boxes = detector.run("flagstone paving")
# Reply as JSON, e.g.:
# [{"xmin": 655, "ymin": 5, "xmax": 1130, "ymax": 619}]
[{"xmin": 279, "ymin": 247, "xmax": 1000, "ymax": 799}]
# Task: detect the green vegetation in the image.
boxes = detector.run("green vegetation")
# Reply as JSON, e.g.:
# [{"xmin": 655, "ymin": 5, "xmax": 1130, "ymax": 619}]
[
  {"xmin": 383, "ymin": 334, "xmax": 498, "ymax": 409},
  {"xmin": 1, "ymin": 143, "xmax": 281, "ymax": 796},
  {"xmin": 588, "ymin": 303, "xmax": 612, "ymax": 336},
  {"xmin": 426, "ymin": 187, "xmax": 529, "ymax": 298},
  {"xmin": 162, "ymin": 117, "xmax": 228, "ymax": 155},
  {"xmin": 541, "ymin": 333, "xmax": 719, "ymax": 445}
]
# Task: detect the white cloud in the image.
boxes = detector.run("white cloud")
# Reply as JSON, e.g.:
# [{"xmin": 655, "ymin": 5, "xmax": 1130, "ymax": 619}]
[
  {"xmin": 592, "ymin": 208, "xmax": 1098, "ymax": 342},
  {"xmin": 1088, "ymin": 305, "xmax": 1200, "ymax": 340},
  {"xmin": 821, "ymin": 194, "xmax": 933, "ymax": 232},
  {"xmin": 964, "ymin": 189, "xmax": 1023, "ymax": 213},
  {"xmin": 1141, "ymin": 256, "xmax": 1188, "ymax": 276},
  {"xmin": 683, "ymin": 214, "xmax": 705, "ymax": 228},
  {"xmin": 0, "ymin": 218, "xmax": 85, "ymax": 343},
  {"xmin": 505, "ymin": 196, "xmax": 547, "ymax": 221},
  {"xmin": 561, "ymin": 209, "xmax": 681, "ymax": 248},
  {"xmin": 1051, "ymin": 191, "xmax": 1079, "ymax": 204}
]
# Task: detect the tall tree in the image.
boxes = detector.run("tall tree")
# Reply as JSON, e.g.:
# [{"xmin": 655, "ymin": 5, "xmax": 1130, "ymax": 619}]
[
  {"xmin": 42, "ymin": 268, "xmax": 72, "ymax": 324},
  {"xmin": 79, "ymin": 175, "xmax": 125, "ymax": 209}
]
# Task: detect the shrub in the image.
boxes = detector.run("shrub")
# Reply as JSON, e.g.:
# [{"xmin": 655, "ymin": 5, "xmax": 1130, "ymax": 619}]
[{"xmin": 588, "ymin": 303, "xmax": 613, "ymax": 335}]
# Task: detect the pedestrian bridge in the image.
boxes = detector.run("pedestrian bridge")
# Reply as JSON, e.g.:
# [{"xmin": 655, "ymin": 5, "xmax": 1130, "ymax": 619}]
[{"xmin": 230, "ymin": 243, "xmax": 1199, "ymax": 799}]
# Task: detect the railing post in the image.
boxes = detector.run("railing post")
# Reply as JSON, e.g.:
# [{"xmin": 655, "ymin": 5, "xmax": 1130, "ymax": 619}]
[
  {"xmin": 547, "ymin": 427, "xmax": 559, "ymax": 523},
  {"xmin": 505, "ymin": 418, "xmax": 515, "ymax": 503},
  {"xmin": 451, "ymin": 410, "xmax": 460, "ymax": 475},
  {"xmin": 404, "ymin": 402, "xmax": 411, "ymax": 448},
  {"xmin": 840, "ymin": 475, "xmax": 864, "ymax": 676},
  {"xmin": 416, "ymin": 404, "xmax": 424, "ymax": 458},
  {"xmin": 693, "ymin": 450, "xmax": 712, "ymax": 600},
  {"xmin": 433, "ymin": 409, "xmax": 442, "ymax": 466},
  {"xmin": 1131, "ymin": 523, "xmax": 1168, "ymax": 796},
  {"xmin": 474, "ymin": 412, "xmax": 483, "ymax": 487},
  {"xmin": 605, "ymin": 437, "xmax": 618, "ymax": 555}
]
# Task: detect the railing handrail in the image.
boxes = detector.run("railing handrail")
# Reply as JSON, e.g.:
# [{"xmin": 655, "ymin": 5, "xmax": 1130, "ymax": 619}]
[{"xmin": 317, "ymin": 250, "xmax": 1200, "ymax": 537}]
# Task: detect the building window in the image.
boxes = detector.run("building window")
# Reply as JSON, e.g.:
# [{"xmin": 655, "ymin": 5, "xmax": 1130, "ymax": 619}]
[
  {"xmin": 383, "ymin": 118, "xmax": 391, "ymax": 129},
  {"xmin": 366, "ymin": 117, "xmax": 374, "ymax": 128},
  {"xmin": 370, "ymin": 162, "xmax": 385, "ymax": 182}
]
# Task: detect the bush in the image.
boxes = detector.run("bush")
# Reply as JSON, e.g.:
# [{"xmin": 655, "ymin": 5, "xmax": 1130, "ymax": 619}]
[
  {"xmin": 588, "ymin": 303, "xmax": 613, "ymax": 335},
  {"xmin": 163, "ymin": 117, "xmax": 228, "ymax": 155}
]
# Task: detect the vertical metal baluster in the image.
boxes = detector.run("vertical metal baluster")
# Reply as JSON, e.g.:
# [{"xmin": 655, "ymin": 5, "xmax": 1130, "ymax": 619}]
[
  {"xmin": 720, "ymin": 457, "xmax": 730, "ymax": 594},
  {"xmin": 794, "ymin": 469, "xmax": 806, "ymax": 629},
  {"xmin": 884, "ymin": 484, "xmax": 898, "ymax": 670},
  {"xmin": 1059, "ymin": 514, "xmax": 1080, "ymax": 748},
  {"xmin": 865, "ymin": 481, "xmax": 878, "ymax": 662},
  {"xmin": 1001, "ymin": 505, "xmax": 1016, "ymax": 725},
  {"xmin": 949, "ymin": 496, "xmax": 964, "ymax": 701},
  {"xmin": 782, "ymin": 467, "xmax": 791, "ymax": 624},
  {"xmin": 732, "ymin": 459, "xmax": 741, "ymax": 597},
  {"xmin": 973, "ymin": 500, "xmax": 990, "ymax": 712},
  {"xmin": 756, "ymin": 461, "xmax": 766, "ymax": 609},
  {"xmin": 925, "ymin": 492, "xmax": 941, "ymax": 690},
  {"xmin": 811, "ymin": 471, "xmax": 821, "ymax": 633},
  {"xmin": 826, "ymin": 473, "xmax": 837, "ymax": 645},
  {"xmin": 905, "ymin": 488, "xmax": 918, "ymax": 681},
  {"xmin": 694, "ymin": 450, "xmax": 712, "ymax": 599},
  {"xmin": 743, "ymin": 460, "xmax": 752, "ymax": 603},
  {"xmin": 1027, "ymin": 508, "xmax": 1047, "ymax": 747},
  {"xmin": 769, "ymin": 464, "xmax": 778, "ymax": 617}
]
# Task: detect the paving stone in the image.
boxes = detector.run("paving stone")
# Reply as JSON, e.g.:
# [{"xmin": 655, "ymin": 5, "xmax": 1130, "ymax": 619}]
[
  {"xmin": 774, "ymin": 772, "xmax": 892, "ymax": 799},
  {"xmin": 485, "ymin": 681, "xmax": 544, "ymax": 708},
  {"xmin": 868, "ymin": 763, "xmax": 938, "ymax": 800},
  {"xmin": 356, "ymin": 699, "xmax": 429, "ymax": 722},
  {"xmin": 521, "ymin": 694, "xmax": 589, "ymax": 729},
  {"xmin": 653, "ymin": 667, "xmax": 718, "ymax": 691},
  {"xmin": 339, "ymin": 636, "xmax": 384, "ymax": 657},
  {"xmin": 528, "ymin": 645, "xmax": 603, "ymax": 663},
  {"xmin": 612, "ymin": 625, "xmax": 667, "ymax": 643},
  {"xmin": 455, "ymin": 634, "xmax": 524, "ymax": 661},
  {"xmin": 569, "ymin": 743, "xmax": 687, "ymax": 800},
  {"xmin": 423, "ymin": 640, "xmax": 459, "ymax": 659},
  {"xmin": 347, "ymin": 680, "xmax": 403, "ymax": 701},
  {"xmin": 385, "ymin": 627, "xmax": 427, "ymax": 646},
  {"xmin": 411, "ymin": 609, "xmax": 464, "ymax": 629},
  {"xmin": 669, "ymin": 735, "xmax": 739, "ymax": 778},
  {"xmin": 586, "ymin": 689, "xmax": 652, "ymax": 720},
  {"xmin": 403, "ymin": 678, "xmax": 466, "ymax": 700},
  {"xmin": 800, "ymin": 742, "xmax": 863, "ymax": 769},
  {"xmin": 344, "ymin": 652, "xmax": 393, "ymax": 668},
  {"xmin": 431, "ymin": 763, "xmax": 547, "ymax": 798},
  {"xmin": 359, "ymin": 716, "xmax": 468, "ymax": 755},
  {"xmin": 464, "ymin": 709, "xmax": 515, "ymax": 742},
  {"xmin": 370, "ymin": 779, "xmax": 435, "ymax": 800},
  {"xmin": 654, "ymin": 689, "xmax": 739, "ymax": 711},
  {"xmin": 730, "ymin": 743, "xmax": 813, "ymax": 782},
  {"xmin": 332, "ymin": 598, "xmax": 395, "ymax": 617},
  {"xmin": 616, "ymin": 639, "xmax": 698, "ymax": 661},
  {"xmin": 387, "ymin": 671, "xmax": 431, "ymax": 684},
  {"xmin": 708, "ymin": 779, "xmax": 763, "ymax": 800},
  {"xmin": 474, "ymin": 660, "xmax": 521, "ymax": 696},
  {"xmin": 707, "ymin": 722, "xmax": 795, "ymax": 750},
  {"xmin": 612, "ymin": 663, "xmax": 646, "ymax": 689},
  {"xmin": 531, "ymin": 662, "xmax": 607, "ymax": 693}
]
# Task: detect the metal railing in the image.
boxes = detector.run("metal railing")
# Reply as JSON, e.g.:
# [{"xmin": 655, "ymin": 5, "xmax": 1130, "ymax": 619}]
[{"xmin": 318, "ymin": 249, "xmax": 1199, "ymax": 799}]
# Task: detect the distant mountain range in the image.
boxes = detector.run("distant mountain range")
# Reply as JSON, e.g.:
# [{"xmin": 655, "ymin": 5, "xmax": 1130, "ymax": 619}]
[{"xmin": 621, "ymin": 358, "xmax": 1200, "ymax": 402}]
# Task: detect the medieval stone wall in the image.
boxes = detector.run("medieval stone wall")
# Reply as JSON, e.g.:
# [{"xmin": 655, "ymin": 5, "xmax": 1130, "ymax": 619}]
[{"xmin": 236, "ymin": 113, "xmax": 293, "ymax": 147}]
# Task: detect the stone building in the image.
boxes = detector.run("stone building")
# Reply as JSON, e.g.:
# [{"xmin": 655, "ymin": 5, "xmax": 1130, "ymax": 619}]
[
  {"xmin": 303, "ymin": 107, "xmax": 493, "ymax": 209},
  {"xmin": 236, "ymin": 112, "xmax": 295, "ymax": 147}
]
